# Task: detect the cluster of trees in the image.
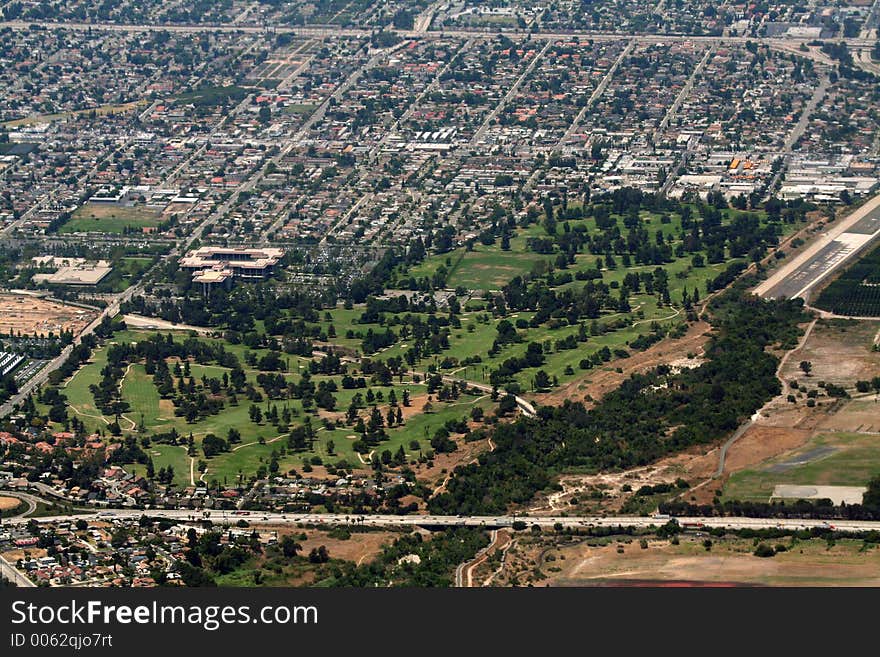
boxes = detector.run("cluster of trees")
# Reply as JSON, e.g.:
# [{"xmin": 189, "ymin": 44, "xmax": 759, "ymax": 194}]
[
  {"xmin": 323, "ymin": 528, "xmax": 489, "ymax": 587},
  {"xmin": 661, "ymin": 483, "xmax": 880, "ymax": 521},
  {"xmin": 429, "ymin": 288, "xmax": 808, "ymax": 515},
  {"xmin": 170, "ymin": 526, "xmax": 262, "ymax": 587}
]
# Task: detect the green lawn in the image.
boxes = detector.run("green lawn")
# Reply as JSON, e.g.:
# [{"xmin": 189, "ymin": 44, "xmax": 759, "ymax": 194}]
[
  {"xmin": 60, "ymin": 204, "xmax": 163, "ymax": 234},
  {"xmin": 59, "ymin": 328, "xmax": 492, "ymax": 486}
]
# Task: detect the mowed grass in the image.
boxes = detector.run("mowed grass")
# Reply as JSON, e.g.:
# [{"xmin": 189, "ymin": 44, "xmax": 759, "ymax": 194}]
[
  {"xmin": 60, "ymin": 204, "xmax": 162, "ymax": 234},
  {"xmin": 722, "ymin": 432, "xmax": 880, "ymax": 503},
  {"xmin": 60, "ymin": 329, "xmax": 491, "ymax": 486},
  {"xmin": 406, "ymin": 243, "xmax": 553, "ymax": 291},
  {"xmin": 373, "ymin": 206, "xmax": 784, "ymax": 394}
]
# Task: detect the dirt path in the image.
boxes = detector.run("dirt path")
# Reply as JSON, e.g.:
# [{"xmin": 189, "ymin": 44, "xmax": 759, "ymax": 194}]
[
  {"xmin": 457, "ymin": 529, "xmax": 512, "ymax": 587},
  {"xmin": 483, "ymin": 534, "xmax": 514, "ymax": 586},
  {"xmin": 68, "ymin": 404, "xmax": 111, "ymax": 425},
  {"xmin": 712, "ymin": 317, "xmax": 818, "ymax": 478},
  {"xmin": 776, "ymin": 318, "xmax": 818, "ymax": 398},
  {"xmin": 231, "ymin": 435, "xmax": 284, "ymax": 451},
  {"xmin": 122, "ymin": 314, "xmax": 211, "ymax": 334},
  {"xmin": 456, "ymin": 529, "xmax": 496, "ymax": 587}
]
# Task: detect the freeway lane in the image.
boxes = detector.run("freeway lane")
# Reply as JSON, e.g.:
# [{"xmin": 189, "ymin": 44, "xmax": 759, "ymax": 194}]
[
  {"xmin": 5, "ymin": 510, "xmax": 880, "ymax": 533},
  {"xmin": 756, "ymin": 194, "xmax": 880, "ymax": 301},
  {"xmin": 0, "ymin": 20, "xmax": 877, "ymax": 48}
]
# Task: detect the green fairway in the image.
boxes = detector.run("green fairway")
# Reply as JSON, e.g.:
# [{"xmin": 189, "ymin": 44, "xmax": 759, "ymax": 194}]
[
  {"xmin": 59, "ymin": 328, "xmax": 493, "ymax": 486},
  {"xmin": 722, "ymin": 432, "xmax": 880, "ymax": 503},
  {"xmin": 371, "ymin": 204, "xmax": 785, "ymax": 395}
]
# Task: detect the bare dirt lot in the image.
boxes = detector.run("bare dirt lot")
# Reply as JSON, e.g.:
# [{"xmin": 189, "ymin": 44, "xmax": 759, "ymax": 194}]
[
  {"xmin": 780, "ymin": 319, "xmax": 880, "ymax": 386},
  {"xmin": 0, "ymin": 293, "xmax": 97, "ymax": 337},
  {"xmin": 1, "ymin": 548, "xmax": 48, "ymax": 562},
  {"xmin": 817, "ymin": 398, "xmax": 880, "ymax": 433},
  {"xmin": 275, "ymin": 527, "xmax": 399, "ymax": 565},
  {"xmin": 511, "ymin": 535, "xmax": 880, "ymax": 587}
]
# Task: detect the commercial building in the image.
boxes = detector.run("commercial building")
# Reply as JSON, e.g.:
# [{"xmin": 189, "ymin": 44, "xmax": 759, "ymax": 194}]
[{"xmin": 180, "ymin": 247, "xmax": 285, "ymax": 289}]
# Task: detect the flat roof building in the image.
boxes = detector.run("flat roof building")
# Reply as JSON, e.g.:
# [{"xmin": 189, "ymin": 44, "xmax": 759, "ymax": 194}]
[{"xmin": 180, "ymin": 247, "xmax": 285, "ymax": 288}]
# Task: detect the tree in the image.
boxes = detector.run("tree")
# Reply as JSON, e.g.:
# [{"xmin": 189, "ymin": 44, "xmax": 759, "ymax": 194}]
[
  {"xmin": 202, "ymin": 434, "xmax": 228, "ymax": 458},
  {"xmin": 534, "ymin": 370, "xmax": 552, "ymax": 391},
  {"xmin": 281, "ymin": 535, "xmax": 302, "ymax": 558},
  {"xmin": 754, "ymin": 543, "xmax": 776, "ymax": 558},
  {"xmin": 863, "ymin": 476, "xmax": 880, "ymax": 508},
  {"xmin": 799, "ymin": 361, "xmax": 812, "ymax": 376},
  {"xmin": 308, "ymin": 546, "xmax": 330, "ymax": 563}
]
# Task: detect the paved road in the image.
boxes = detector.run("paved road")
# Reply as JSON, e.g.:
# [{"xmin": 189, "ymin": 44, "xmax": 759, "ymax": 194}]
[
  {"xmin": 763, "ymin": 75, "xmax": 830, "ymax": 200},
  {"xmin": 0, "ymin": 36, "xmax": 409, "ymax": 419},
  {"xmin": 755, "ymin": 193, "xmax": 880, "ymax": 301},
  {"xmin": 0, "ymin": 274, "xmax": 142, "ymax": 417},
  {"xmin": 470, "ymin": 40, "xmax": 553, "ymax": 147},
  {"xmin": 653, "ymin": 44, "xmax": 714, "ymax": 143},
  {"xmin": 6, "ymin": 510, "xmax": 878, "ymax": 533},
  {"xmin": 0, "ymin": 490, "xmax": 39, "ymax": 517},
  {"xmin": 0, "ymin": 552, "xmax": 35, "ymax": 587},
  {"xmin": 455, "ymin": 528, "xmax": 497, "ymax": 587},
  {"xmin": 0, "ymin": 20, "xmax": 876, "ymax": 48}
]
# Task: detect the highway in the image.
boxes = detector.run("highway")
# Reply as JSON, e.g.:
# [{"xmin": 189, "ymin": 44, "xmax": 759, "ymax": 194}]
[
  {"xmin": 755, "ymin": 193, "xmax": 880, "ymax": 301},
  {"xmin": 4, "ymin": 509, "xmax": 879, "ymax": 533},
  {"xmin": 0, "ymin": 20, "xmax": 877, "ymax": 48}
]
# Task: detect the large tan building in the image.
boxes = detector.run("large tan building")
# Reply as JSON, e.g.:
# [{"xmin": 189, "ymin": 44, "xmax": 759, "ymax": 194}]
[{"xmin": 180, "ymin": 247, "xmax": 285, "ymax": 288}]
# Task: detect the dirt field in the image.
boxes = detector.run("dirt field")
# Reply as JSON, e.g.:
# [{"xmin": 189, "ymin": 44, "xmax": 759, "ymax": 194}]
[
  {"xmin": 268, "ymin": 527, "xmax": 399, "ymax": 565},
  {"xmin": 510, "ymin": 535, "xmax": 880, "ymax": 587},
  {"xmin": 817, "ymin": 398, "xmax": 880, "ymax": 433},
  {"xmin": 780, "ymin": 319, "xmax": 880, "ymax": 386},
  {"xmin": 0, "ymin": 293, "xmax": 97, "ymax": 337},
  {"xmin": 0, "ymin": 496, "xmax": 21, "ymax": 511},
  {"xmin": 1, "ymin": 548, "xmax": 48, "ymax": 562}
]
